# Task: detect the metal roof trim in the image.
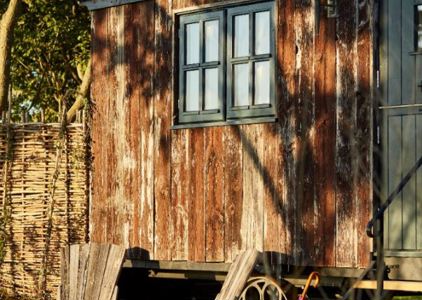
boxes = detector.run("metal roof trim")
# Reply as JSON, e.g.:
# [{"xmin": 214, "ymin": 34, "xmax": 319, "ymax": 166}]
[{"xmin": 79, "ymin": 0, "xmax": 143, "ymax": 11}]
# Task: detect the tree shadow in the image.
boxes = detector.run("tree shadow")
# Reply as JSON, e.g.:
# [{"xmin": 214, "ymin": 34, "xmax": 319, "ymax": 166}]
[{"xmin": 88, "ymin": 0, "xmax": 374, "ymax": 277}]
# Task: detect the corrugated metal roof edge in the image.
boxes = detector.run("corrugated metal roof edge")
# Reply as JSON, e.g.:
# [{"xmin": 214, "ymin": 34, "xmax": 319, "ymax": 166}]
[{"xmin": 79, "ymin": 0, "xmax": 143, "ymax": 11}]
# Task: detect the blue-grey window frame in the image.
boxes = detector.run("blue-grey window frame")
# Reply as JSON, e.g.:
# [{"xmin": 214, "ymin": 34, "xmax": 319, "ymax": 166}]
[
  {"xmin": 176, "ymin": 1, "xmax": 276, "ymax": 126},
  {"xmin": 178, "ymin": 11, "xmax": 226, "ymax": 124},
  {"xmin": 227, "ymin": 2, "xmax": 276, "ymax": 120}
]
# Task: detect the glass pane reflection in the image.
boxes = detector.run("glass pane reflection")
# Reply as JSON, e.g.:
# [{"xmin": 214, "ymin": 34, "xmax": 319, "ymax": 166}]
[
  {"xmin": 205, "ymin": 20, "xmax": 219, "ymax": 62},
  {"xmin": 255, "ymin": 11, "xmax": 270, "ymax": 55},
  {"xmin": 418, "ymin": 5, "xmax": 422, "ymax": 50},
  {"xmin": 205, "ymin": 68, "xmax": 219, "ymax": 110},
  {"xmin": 186, "ymin": 23, "xmax": 199, "ymax": 64},
  {"xmin": 254, "ymin": 61, "xmax": 270, "ymax": 105},
  {"xmin": 186, "ymin": 70, "xmax": 199, "ymax": 111},
  {"xmin": 234, "ymin": 64, "xmax": 249, "ymax": 106},
  {"xmin": 234, "ymin": 14, "xmax": 249, "ymax": 57}
]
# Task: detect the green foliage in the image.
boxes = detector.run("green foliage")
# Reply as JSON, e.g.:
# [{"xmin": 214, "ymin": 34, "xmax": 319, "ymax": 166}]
[{"xmin": 1, "ymin": 0, "xmax": 90, "ymax": 122}]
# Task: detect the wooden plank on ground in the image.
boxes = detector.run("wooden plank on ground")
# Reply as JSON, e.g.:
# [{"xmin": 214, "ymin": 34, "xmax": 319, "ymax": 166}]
[
  {"xmin": 60, "ymin": 243, "xmax": 125, "ymax": 300},
  {"xmin": 77, "ymin": 244, "xmax": 90, "ymax": 300},
  {"xmin": 112, "ymin": 287, "xmax": 118, "ymax": 300},
  {"xmin": 60, "ymin": 246, "xmax": 70, "ymax": 300},
  {"xmin": 86, "ymin": 244, "xmax": 110, "ymax": 300},
  {"xmin": 69, "ymin": 244, "xmax": 80, "ymax": 300},
  {"xmin": 98, "ymin": 244, "xmax": 126, "ymax": 300},
  {"xmin": 215, "ymin": 249, "xmax": 259, "ymax": 300}
]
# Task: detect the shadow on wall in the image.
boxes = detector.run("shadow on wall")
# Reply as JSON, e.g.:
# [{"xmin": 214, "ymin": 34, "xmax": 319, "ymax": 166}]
[{"xmin": 89, "ymin": 0, "xmax": 372, "ymax": 268}]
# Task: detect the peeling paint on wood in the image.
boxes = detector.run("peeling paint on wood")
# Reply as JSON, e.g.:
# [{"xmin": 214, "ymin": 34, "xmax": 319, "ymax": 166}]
[{"xmin": 90, "ymin": 0, "xmax": 374, "ymax": 268}]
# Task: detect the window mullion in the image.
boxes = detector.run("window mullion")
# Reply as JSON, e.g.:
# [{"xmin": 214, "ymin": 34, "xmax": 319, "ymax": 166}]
[
  {"xmin": 249, "ymin": 12, "xmax": 254, "ymax": 107},
  {"xmin": 199, "ymin": 67, "xmax": 204, "ymax": 112},
  {"xmin": 199, "ymin": 20, "xmax": 205, "ymax": 112}
]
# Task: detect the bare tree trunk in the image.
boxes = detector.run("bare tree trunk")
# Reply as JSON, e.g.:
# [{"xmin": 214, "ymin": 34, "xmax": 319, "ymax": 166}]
[
  {"xmin": 66, "ymin": 58, "xmax": 91, "ymax": 122},
  {"xmin": 0, "ymin": 0, "xmax": 22, "ymax": 115}
]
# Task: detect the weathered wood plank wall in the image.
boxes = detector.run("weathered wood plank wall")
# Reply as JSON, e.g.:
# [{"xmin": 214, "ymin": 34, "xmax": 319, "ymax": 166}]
[{"xmin": 90, "ymin": 0, "xmax": 373, "ymax": 268}]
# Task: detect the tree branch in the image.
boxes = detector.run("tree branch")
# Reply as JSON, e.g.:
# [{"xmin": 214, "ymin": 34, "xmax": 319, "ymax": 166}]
[
  {"xmin": 0, "ymin": 0, "xmax": 22, "ymax": 115},
  {"xmin": 66, "ymin": 58, "xmax": 91, "ymax": 122}
]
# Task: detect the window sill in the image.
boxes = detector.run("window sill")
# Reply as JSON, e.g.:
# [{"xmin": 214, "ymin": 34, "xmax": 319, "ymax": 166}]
[{"xmin": 171, "ymin": 116, "xmax": 277, "ymax": 130}]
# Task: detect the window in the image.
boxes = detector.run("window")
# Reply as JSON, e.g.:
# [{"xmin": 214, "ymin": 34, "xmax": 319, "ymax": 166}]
[
  {"xmin": 177, "ymin": 1, "xmax": 276, "ymax": 126},
  {"xmin": 417, "ymin": 5, "xmax": 422, "ymax": 51}
]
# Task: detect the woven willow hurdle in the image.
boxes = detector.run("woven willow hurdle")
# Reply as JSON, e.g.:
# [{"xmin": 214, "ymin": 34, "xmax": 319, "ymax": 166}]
[{"xmin": 0, "ymin": 122, "xmax": 89, "ymax": 299}]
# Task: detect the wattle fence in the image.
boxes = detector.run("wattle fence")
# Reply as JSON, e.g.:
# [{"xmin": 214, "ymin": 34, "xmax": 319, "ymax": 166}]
[{"xmin": 0, "ymin": 121, "xmax": 90, "ymax": 299}]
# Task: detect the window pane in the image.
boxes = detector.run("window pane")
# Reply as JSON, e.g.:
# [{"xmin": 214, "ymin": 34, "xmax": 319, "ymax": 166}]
[
  {"xmin": 255, "ymin": 11, "xmax": 270, "ymax": 55},
  {"xmin": 418, "ymin": 5, "xmax": 422, "ymax": 50},
  {"xmin": 205, "ymin": 20, "xmax": 219, "ymax": 62},
  {"xmin": 186, "ymin": 23, "xmax": 199, "ymax": 64},
  {"xmin": 254, "ymin": 61, "xmax": 270, "ymax": 105},
  {"xmin": 234, "ymin": 14, "xmax": 249, "ymax": 57},
  {"xmin": 186, "ymin": 70, "xmax": 199, "ymax": 111},
  {"xmin": 234, "ymin": 64, "xmax": 249, "ymax": 106},
  {"xmin": 205, "ymin": 68, "xmax": 219, "ymax": 110}
]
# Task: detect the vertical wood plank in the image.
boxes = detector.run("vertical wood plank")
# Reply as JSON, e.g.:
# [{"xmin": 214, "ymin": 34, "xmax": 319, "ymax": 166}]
[
  {"xmin": 137, "ymin": 1, "xmax": 155, "ymax": 257},
  {"xmin": 124, "ymin": 2, "xmax": 141, "ymax": 256},
  {"xmin": 314, "ymin": 6, "xmax": 336, "ymax": 267},
  {"xmin": 76, "ymin": 244, "xmax": 90, "ymax": 300},
  {"xmin": 82, "ymin": 244, "xmax": 102, "ymax": 300},
  {"xmin": 224, "ymin": 126, "xmax": 243, "ymax": 262},
  {"xmin": 293, "ymin": 0, "xmax": 316, "ymax": 265},
  {"xmin": 205, "ymin": 127, "xmax": 225, "ymax": 262},
  {"xmin": 69, "ymin": 245, "xmax": 80, "ymax": 300},
  {"xmin": 91, "ymin": 9, "xmax": 110, "ymax": 244},
  {"xmin": 402, "ymin": 116, "xmax": 416, "ymax": 249},
  {"xmin": 98, "ymin": 245, "xmax": 126, "ymax": 300},
  {"xmin": 336, "ymin": 0, "xmax": 358, "ymax": 267},
  {"xmin": 112, "ymin": 5, "xmax": 127, "ymax": 246},
  {"xmin": 241, "ymin": 124, "xmax": 264, "ymax": 252},
  {"xmin": 387, "ymin": 116, "xmax": 402, "ymax": 250},
  {"xmin": 263, "ymin": 123, "xmax": 283, "ymax": 255},
  {"xmin": 106, "ymin": 7, "xmax": 119, "ymax": 245},
  {"xmin": 277, "ymin": 0, "xmax": 296, "ymax": 264},
  {"xmin": 188, "ymin": 128, "xmax": 206, "ymax": 262},
  {"xmin": 60, "ymin": 246, "xmax": 70, "ymax": 300},
  {"xmin": 387, "ymin": 0, "xmax": 401, "ymax": 105},
  {"xmin": 356, "ymin": 0, "xmax": 372, "ymax": 267},
  {"xmin": 171, "ymin": 130, "xmax": 189, "ymax": 260},
  {"xmin": 153, "ymin": 0, "xmax": 173, "ymax": 261},
  {"xmin": 401, "ymin": 0, "xmax": 415, "ymax": 105}
]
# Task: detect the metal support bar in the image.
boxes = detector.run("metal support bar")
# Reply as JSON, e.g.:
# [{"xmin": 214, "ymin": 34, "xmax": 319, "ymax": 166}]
[{"xmin": 375, "ymin": 216, "xmax": 385, "ymax": 300}]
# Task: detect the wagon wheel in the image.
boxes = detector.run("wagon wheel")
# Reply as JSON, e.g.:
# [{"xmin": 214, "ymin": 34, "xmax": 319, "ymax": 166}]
[{"xmin": 239, "ymin": 276, "xmax": 288, "ymax": 300}]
